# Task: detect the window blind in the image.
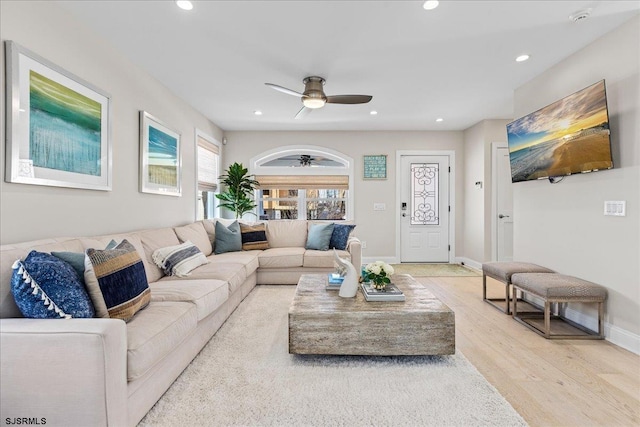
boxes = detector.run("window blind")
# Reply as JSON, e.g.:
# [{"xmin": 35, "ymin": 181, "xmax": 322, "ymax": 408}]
[
  {"xmin": 197, "ymin": 136, "xmax": 219, "ymax": 191},
  {"xmin": 255, "ymin": 175, "xmax": 348, "ymax": 190}
]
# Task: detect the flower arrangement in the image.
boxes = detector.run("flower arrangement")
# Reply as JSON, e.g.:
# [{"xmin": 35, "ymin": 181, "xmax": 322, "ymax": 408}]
[{"xmin": 362, "ymin": 261, "xmax": 395, "ymax": 290}]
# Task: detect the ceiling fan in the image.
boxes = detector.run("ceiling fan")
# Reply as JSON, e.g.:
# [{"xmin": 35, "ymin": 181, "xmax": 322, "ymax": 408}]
[
  {"xmin": 265, "ymin": 76, "xmax": 373, "ymax": 119},
  {"xmin": 299, "ymin": 155, "xmax": 315, "ymax": 166}
]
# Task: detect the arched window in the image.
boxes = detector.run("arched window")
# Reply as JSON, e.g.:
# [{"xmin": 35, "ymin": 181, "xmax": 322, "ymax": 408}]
[{"xmin": 250, "ymin": 146, "xmax": 354, "ymax": 220}]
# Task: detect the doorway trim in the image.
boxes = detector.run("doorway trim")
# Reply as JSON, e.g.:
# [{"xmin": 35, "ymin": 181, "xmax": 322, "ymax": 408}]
[
  {"xmin": 491, "ymin": 142, "xmax": 508, "ymax": 262},
  {"xmin": 395, "ymin": 150, "xmax": 456, "ymax": 264}
]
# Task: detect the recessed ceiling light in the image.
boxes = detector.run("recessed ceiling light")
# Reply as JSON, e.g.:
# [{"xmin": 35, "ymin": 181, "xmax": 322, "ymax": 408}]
[
  {"xmin": 370, "ymin": 111, "xmax": 378, "ymax": 115},
  {"xmin": 175, "ymin": 1, "xmax": 193, "ymax": 11},
  {"xmin": 436, "ymin": 118, "xmax": 444, "ymax": 122},
  {"xmin": 515, "ymin": 54, "xmax": 530, "ymax": 62},
  {"xmin": 254, "ymin": 110, "xmax": 263, "ymax": 116},
  {"xmin": 423, "ymin": 1, "xmax": 439, "ymax": 10}
]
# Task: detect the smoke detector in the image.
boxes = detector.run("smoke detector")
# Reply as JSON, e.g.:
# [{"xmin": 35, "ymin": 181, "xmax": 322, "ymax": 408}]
[{"xmin": 569, "ymin": 8, "xmax": 592, "ymax": 22}]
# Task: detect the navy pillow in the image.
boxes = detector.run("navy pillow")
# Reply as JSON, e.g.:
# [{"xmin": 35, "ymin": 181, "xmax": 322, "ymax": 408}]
[
  {"xmin": 11, "ymin": 251, "xmax": 95, "ymax": 319},
  {"xmin": 214, "ymin": 221, "xmax": 242, "ymax": 254},
  {"xmin": 306, "ymin": 223, "xmax": 335, "ymax": 251},
  {"xmin": 330, "ymin": 224, "xmax": 356, "ymax": 250}
]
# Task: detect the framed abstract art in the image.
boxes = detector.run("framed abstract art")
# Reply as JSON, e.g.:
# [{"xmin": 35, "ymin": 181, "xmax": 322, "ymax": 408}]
[{"xmin": 5, "ymin": 41, "xmax": 112, "ymax": 190}]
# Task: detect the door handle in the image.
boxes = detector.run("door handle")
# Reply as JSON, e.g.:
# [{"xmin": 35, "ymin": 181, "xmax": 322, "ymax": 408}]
[
  {"xmin": 402, "ymin": 213, "xmax": 407, "ymax": 217},
  {"xmin": 498, "ymin": 214, "xmax": 510, "ymax": 219}
]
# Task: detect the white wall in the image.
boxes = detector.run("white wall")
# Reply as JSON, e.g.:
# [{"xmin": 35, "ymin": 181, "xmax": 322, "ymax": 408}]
[
  {"xmin": 223, "ymin": 131, "xmax": 464, "ymax": 260},
  {"xmin": 462, "ymin": 119, "xmax": 510, "ymax": 265},
  {"xmin": 512, "ymin": 16, "xmax": 640, "ymax": 347},
  {"xmin": 0, "ymin": 1, "xmax": 223, "ymax": 244}
]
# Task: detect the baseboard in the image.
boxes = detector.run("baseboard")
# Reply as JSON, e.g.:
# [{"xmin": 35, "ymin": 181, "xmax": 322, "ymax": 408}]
[
  {"xmin": 454, "ymin": 257, "xmax": 482, "ymax": 271},
  {"xmin": 604, "ymin": 323, "xmax": 640, "ymax": 355}
]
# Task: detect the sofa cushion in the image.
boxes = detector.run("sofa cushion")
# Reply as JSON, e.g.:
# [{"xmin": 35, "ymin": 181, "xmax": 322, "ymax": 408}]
[
  {"xmin": 306, "ymin": 223, "xmax": 335, "ymax": 251},
  {"xmin": 258, "ymin": 247, "xmax": 305, "ymax": 268},
  {"xmin": 303, "ymin": 249, "xmax": 351, "ymax": 268},
  {"xmin": 152, "ymin": 241, "xmax": 208, "ymax": 277},
  {"xmin": 329, "ymin": 224, "xmax": 356, "ymax": 250},
  {"xmin": 159, "ymin": 262, "xmax": 248, "ymax": 294},
  {"xmin": 11, "ymin": 251, "xmax": 95, "ymax": 319},
  {"xmin": 214, "ymin": 221, "xmax": 242, "ymax": 254},
  {"xmin": 266, "ymin": 220, "xmax": 308, "ymax": 248},
  {"xmin": 126, "ymin": 301, "xmax": 197, "ymax": 381},
  {"xmin": 240, "ymin": 223, "xmax": 269, "ymax": 251},
  {"xmin": 174, "ymin": 222, "xmax": 213, "ymax": 256},
  {"xmin": 138, "ymin": 228, "xmax": 182, "ymax": 283},
  {"xmin": 206, "ymin": 251, "xmax": 260, "ymax": 277},
  {"xmin": 149, "ymin": 279, "xmax": 228, "ymax": 321},
  {"xmin": 84, "ymin": 240, "xmax": 151, "ymax": 322}
]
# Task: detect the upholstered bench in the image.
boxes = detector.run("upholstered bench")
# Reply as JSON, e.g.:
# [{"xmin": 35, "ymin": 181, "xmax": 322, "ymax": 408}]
[
  {"xmin": 482, "ymin": 262, "xmax": 554, "ymax": 314},
  {"xmin": 511, "ymin": 273, "xmax": 607, "ymax": 339}
]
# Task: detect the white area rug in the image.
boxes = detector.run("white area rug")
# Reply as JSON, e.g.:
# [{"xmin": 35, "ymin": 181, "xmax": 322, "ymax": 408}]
[{"xmin": 139, "ymin": 285, "xmax": 527, "ymax": 427}]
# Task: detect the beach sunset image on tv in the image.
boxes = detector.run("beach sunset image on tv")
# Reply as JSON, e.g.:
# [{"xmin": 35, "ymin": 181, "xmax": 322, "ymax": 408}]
[{"xmin": 506, "ymin": 80, "xmax": 613, "ymax": 182}]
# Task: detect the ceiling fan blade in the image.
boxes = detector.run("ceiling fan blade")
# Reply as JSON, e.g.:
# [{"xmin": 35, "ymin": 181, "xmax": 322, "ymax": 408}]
[
  {"xmin": 325, "ymin": 94, "xmax": 373, "ymax": 104},
  {"xmin": 294, "ymin": 106, "xmax": 312, "ymax": 119},
  {"xmin": 265, "ymin": 83, "xmax": 303, "ymax": 97}
]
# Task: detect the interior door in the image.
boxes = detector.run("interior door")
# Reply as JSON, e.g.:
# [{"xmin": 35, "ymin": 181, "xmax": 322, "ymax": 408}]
[
  {"xmin": 400, "ymin": 155, "xmax": 450, "ymax": 263},
  {"xmin": 496, "ymin": 146, "xmax": 514, "ymax": 262}
]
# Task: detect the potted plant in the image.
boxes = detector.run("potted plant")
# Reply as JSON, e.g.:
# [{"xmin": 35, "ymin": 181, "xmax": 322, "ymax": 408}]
[{"xmin": 215, "ymin": 162, "xmax": 260, "ymax": 219}]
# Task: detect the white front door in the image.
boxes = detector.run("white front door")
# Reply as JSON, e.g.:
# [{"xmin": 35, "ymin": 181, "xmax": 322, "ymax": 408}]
[
  {"xmin": 496, "ymin": 146, "xmax": 514, "ymax": 262},
  {"xmin": 400, "ymin": 155, "xmax": 450, "ymax": 263}
]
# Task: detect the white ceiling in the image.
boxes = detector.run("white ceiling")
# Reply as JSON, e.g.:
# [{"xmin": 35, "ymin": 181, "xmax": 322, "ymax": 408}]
[{"xmin": 60, "ymin": 1, "xmax": 639, "ymax": 132}]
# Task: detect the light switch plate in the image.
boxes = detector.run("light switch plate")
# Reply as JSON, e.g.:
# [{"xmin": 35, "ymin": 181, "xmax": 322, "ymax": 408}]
[
  {"xmin": 604, "ymin": 201, "xmax": 626, "ymax": 216},
  {"xmin": 373, "ymin": 203, "xmax": 386, "ymax": 211}
]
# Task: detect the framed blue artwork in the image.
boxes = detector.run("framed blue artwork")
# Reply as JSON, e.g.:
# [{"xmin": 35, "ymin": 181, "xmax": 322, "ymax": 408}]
[
  {"xmin": 139, "ymin": 111, "xmax": 182, "ymax": 196},
  {"xmin": 5, "ymin": 41, "xmax": 112, "ymax": 191},
  {"xmin": 363, "ymin": 155, "xmax": 387, "ymax": 180}
]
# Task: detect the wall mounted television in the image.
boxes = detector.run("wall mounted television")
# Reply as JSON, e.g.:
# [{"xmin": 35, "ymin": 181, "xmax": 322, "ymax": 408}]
[{"xmin": 506, "ymin": 80, "xmax": 613, "ymax": 183}]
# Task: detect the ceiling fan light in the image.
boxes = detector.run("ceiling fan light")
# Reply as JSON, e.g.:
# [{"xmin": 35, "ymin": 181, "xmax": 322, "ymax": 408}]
[{"xmin": 302, "ymin": 97, "xmax": 326, "ymax": 109}]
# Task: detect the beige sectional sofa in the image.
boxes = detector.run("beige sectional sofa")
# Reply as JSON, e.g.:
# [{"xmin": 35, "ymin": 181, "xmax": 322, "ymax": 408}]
[{"xmin": 0, "ymin": 219, "xmax": 361, "ymax": 427}]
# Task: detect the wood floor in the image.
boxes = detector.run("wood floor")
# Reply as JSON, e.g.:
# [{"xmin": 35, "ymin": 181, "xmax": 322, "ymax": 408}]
[{"xmin": 415, "ymin": 275, "xmax": 640, "ymax": 427}]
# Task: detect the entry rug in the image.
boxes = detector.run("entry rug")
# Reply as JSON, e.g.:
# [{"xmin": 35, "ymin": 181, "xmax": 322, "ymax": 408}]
[
  {"xmin": 391, "ymin": 263, "xmax": 481, "ymax": 277},
  {"xmin": 139, "ymin": 286, "xmax": 526, "ymax": 427}
]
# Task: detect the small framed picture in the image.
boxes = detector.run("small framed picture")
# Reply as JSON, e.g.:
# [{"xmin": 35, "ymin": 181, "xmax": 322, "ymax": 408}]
[
  {"xmin": 363, "ymin": 155, "xmax": 387, "ymax": 180},
  {"xmin": 139, "ymin": 111, "xmax": 181, "ymax": 196},
  {"xmin": 5, "ymin": 41, "xmax": 112, "ymax": 191}
]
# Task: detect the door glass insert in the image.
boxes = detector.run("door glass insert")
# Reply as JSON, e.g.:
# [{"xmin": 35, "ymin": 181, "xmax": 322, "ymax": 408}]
[{"xmin": 410, "ymin": 163, "xmax": 439, "ymax": 225}]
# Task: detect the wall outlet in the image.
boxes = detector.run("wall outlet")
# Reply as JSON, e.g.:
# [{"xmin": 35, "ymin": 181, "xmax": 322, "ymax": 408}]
[
  {"xmin": 373, "ymin": 203, "xmax": 386, "ymax": 211},
  {"xmin": 361, "ymin": 241, "xmax": 367, "ymax": 249}
]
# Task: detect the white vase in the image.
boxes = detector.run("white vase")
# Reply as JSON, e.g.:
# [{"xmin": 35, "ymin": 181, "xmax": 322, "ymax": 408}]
[{"xmin": 334, "ymin": 250, "xmax": 359, "ymax": 298}]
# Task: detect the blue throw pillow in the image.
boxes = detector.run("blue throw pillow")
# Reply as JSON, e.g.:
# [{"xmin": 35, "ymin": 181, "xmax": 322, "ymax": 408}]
[
  {"xmin": 214, "ymin": 221, "xmax": 243, "ymax": 254},
  {"xmin": 329, "ymin": 224, "xmax": 356, "ymax": 250},
  {"xmin": 11, "ymin": 251, "xmax": 95, "ymax": 319},
  {"xmin": 306, "ymin": 223, "xmax": 335, "ymax": 251}
]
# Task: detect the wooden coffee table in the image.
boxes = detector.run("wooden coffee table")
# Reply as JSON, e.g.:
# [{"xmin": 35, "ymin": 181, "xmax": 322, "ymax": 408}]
[{"xmin": 288, "ymin": 274, "xmax": 455, "ymax": 355}]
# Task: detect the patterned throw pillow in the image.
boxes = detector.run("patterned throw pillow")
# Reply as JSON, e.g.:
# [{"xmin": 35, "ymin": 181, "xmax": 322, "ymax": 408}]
[
  {"xmin": 239, "ymin": 223, "xmax": 269, "ymax": 251},
  {"xmin": 330, "ymin": 224, "xmax": 356, "ymax": 250},
  {"xmin": 152, "ymin": 241, "xmax": 208, "ymax": 277},
  {"xmin": 84, "ymin": 239, "xmax": 150, "ymax": 322},
  {"xmin": 214, "ymin": 221, "xmax": 242, "ymax": 254},
  {"xmin": 306, "ymin": 223, "xmax": 335, "ymax": 251},
  {"xmin": 10, "ymin": 251, "xmax": 95, "ymax": 319}
]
